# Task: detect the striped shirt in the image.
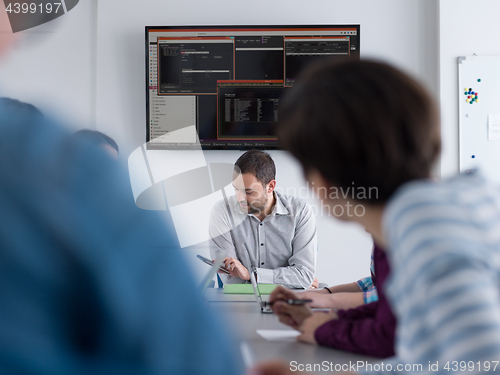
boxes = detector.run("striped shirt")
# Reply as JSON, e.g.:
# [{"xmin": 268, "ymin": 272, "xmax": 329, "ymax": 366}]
[
  {"xmin": 209, "ymin": 191, "xmax": 317, "ymax": 288},
  {"xmin": 356, "ymin": 248, "xmax": 379, "ymax": 304},
  {"xmin": 357, "ymin": 281, "xmax": 378, "ymax": 304},
  {"xmin": 362, "ymin": 173, "xmax": 500, "ymax": 375}
]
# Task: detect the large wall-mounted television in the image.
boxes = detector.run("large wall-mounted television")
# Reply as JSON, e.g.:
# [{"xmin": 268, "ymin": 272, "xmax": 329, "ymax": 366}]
[{"xmin": 146, "ymin": 25, "xmax": 360, "ymax": 150}]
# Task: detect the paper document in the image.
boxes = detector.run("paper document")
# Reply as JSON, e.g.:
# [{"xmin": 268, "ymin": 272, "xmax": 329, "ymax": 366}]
[
  {"xmin": 256, "ymin": 329, "xmax": 301, "ymax": 342},
  {"xmin": 488, "ymin": 114, "xmax": 500, "ymax": 141}
]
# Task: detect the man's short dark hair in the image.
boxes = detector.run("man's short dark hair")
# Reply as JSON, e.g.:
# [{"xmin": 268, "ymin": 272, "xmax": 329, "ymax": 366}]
[
  {"xmin": 277, "ymin": 59, "xmax": 441, "ymax": 203},
  {"xmin": 235, "ymin": 150, "xmax": 276, "ymax": 186},
  {"xmin": 74, "ymin": 129, "xmax": 119, "ymax": 154}
]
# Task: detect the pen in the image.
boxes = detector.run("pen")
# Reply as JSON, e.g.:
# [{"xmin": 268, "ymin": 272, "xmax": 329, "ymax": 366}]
[{"xmin": 265, "ymin": 299, "xmax": 313, "ymax": 306}]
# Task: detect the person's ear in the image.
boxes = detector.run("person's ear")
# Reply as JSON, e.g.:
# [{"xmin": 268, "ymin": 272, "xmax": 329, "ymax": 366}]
[{"xmin": 267, "ymin": 180, "xmax": 276, "ymax": 194}]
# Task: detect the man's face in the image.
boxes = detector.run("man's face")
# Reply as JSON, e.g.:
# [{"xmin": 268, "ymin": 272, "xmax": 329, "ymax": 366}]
[{"xmin": 233, "ymin": 173, "xmax": 268, "ymax": 214}]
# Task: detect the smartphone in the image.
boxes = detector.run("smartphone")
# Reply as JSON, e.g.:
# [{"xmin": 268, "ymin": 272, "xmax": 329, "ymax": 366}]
[{"xmin": 197, "ymin": 254, "xmax": 230, "ymax": 274}]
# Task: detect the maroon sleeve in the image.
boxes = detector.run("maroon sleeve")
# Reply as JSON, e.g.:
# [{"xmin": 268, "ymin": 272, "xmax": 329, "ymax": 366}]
[
  {"xmin": 337, "ymin": 300, "xmax": 378, "ymax": 320},
  {"xmin": 314, "ymin": 245, "xmax": 396, "ymax": 358},
  {"xmin": 314, "ymin": 298, "xmax": 395, "ymax": 357}
]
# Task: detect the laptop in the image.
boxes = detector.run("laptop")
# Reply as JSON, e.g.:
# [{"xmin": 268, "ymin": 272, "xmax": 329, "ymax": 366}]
[{"xmin": 250, "ymin": 269, "xmax": 273, "ymax": 314}]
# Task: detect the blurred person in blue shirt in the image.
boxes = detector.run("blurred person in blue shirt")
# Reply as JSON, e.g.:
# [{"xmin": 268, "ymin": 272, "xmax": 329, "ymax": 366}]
[{"xmin": 0, "ymin": 7, "xmax": 241, "ymax": 375}]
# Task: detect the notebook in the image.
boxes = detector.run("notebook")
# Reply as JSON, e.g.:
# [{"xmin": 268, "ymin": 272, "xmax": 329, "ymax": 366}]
[{"xmin": 223, "ymin": 283, "xmax": 278, "ymax": 295}]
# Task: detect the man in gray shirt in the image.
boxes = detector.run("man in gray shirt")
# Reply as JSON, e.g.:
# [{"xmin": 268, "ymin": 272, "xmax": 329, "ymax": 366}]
[{"xmin": 209, "ymin": 150, "xmax": 317, "ymax": 289}]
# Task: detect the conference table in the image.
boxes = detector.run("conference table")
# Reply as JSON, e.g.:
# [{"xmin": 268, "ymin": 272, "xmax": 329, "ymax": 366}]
[{"xmin": 205, "ymin": 288, "xmax": 377, "ymax": 374}]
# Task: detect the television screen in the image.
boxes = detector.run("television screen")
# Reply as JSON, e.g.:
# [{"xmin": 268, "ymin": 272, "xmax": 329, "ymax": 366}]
[{"xmin": 146, "ymin": 25, "xmax": 360, "ymax": 150}]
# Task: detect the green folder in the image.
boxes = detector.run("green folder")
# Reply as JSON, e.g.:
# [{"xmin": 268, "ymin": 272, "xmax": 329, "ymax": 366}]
[{"xmin": 223, "ymin": 283, "xmax": 278, "ymax": 295}]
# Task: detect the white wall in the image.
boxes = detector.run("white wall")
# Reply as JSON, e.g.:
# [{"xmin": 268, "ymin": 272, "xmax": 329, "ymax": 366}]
[
  {"xmin": 439, "ymin": 0, "xmax": 500, "ymax": 178},
  {"xmin": 0, "ymin": 0, "xmax": 440, "ymax": 286}
]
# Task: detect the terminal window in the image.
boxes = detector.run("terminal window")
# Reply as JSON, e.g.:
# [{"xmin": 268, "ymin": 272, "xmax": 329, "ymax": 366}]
[
  {"xmin": 217, "ymin": 80, "xmax": 284, "ymax": 140},
  {"xmin": 284, "ymin": 36, "xmax": 350, "ymax": 87}
]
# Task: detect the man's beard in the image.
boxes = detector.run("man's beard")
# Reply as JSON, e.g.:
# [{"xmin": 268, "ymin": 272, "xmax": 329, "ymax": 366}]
[{"xmin": 243, "ymin": 195, "xmax": 268, "ymax": 214}]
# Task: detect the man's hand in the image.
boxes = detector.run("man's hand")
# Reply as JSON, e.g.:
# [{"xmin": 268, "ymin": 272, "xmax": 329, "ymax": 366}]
[
  {"xmin": 296, "ymin": 311, "xmax": 338, "ymax": 345},
  {"xmin": 309, "ymin": 277, "xmax": 319, "ymax": 289},
  {"xmin": 221, "ymin": 257, "xmax": 250, "ymax": 281},
  {"xmin": 269, "ymin": 286, "xmax": 313, "ymax": 329}
]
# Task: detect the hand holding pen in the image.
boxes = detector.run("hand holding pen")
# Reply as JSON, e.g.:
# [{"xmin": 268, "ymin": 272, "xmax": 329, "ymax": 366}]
[{"xmin": 268, "ymin": 286, "xmax": 314, "ymax": 329}]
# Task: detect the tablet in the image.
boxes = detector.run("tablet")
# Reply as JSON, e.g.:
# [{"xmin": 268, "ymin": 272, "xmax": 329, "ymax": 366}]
[{"xmin": 197, "ymin": 254, "xmax": 230, "ymax": 274}]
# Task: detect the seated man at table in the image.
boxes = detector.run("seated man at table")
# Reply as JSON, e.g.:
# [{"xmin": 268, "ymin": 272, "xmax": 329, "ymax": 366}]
[{"xmin": 209, "ymin": 150, "xmax": 317, "ymax": 289}]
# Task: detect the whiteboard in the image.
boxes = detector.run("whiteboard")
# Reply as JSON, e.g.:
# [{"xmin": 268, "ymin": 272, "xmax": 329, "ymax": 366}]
[{"xmin": 459, "ymin": 56, "xmax": 500, "ymax": 184}]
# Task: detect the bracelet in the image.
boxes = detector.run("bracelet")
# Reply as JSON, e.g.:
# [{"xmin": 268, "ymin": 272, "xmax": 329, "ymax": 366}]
[{"xmin": 324, "ymin": 286, "xmax": 332, "ymax": 294}]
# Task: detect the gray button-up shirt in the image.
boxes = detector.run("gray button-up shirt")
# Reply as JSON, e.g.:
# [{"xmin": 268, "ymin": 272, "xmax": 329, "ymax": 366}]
[{"xmin": 209, "ymin": 191, "xmax": 317, "ymax": 288}]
